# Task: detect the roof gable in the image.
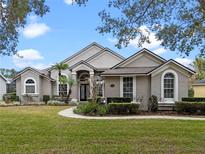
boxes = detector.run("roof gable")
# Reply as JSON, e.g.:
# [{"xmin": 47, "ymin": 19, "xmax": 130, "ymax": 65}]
[
  {"xmin": 0, "ymin": 73, "xmax": 8, "ymax": 83},
  {"xmin": 86, "ymin": 49, "xmax": 124, "ymax": 69},
  {"xmin": 70, "ymin": 61, "xmax": 96, "ymax": 72},
  {"xmin": 112, "ymin": 48, "xmax": 166, "ymax": 69},
  {"xmin": 48, "ymin": 42, "xmax": 124, "ymax": 71},
  {"xmin": 13, "ymin": 67, "xmax": 54, "ymax": 81},
  {"xmin": 148, "ymin": 59, "xmax": 195, "ymax": 76},
  {"xmin": 61, "ymin": 42, "xmax": 104, "ymax": 64}
]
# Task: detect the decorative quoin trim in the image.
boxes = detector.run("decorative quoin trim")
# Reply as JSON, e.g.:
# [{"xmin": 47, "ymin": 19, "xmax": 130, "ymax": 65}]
[{"xmin": 161, "ymin": 69, "xmax": 178, "ymax": 103}]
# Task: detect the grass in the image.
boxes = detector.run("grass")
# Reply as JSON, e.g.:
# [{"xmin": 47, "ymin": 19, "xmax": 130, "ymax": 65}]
[{"xmin": 0, "ymin": 106, "xmax": 205, "ymax": 153}]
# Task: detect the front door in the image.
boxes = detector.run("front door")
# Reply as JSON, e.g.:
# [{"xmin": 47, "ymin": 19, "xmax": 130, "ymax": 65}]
[{"xmin": 80, "ymin": 84, "xmax": 89, "ymax": 101}]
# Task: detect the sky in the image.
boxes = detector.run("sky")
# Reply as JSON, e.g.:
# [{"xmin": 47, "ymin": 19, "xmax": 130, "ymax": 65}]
[{"xmin": 0, "ymin": 0, "xmax": 198, "ymax": 71}]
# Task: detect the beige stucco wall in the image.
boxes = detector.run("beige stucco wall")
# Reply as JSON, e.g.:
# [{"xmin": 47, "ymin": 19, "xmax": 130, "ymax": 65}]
[
  {"xmin": 0, "ymin": 76, "xmax": 7, "ymax": 100},
  {"xmin": 41, "ymin": 77, "xmax": 52, "ymax": 97},
  {"xmin": 125, "ymin": 55, "xmax": 161, "ymax": 67},
  {"xmin": 16, "ymin": 78, "xmax": 21, "ymax": 97},
  {"xmin": 104, "ymin": 76, "xmax": 151, "ymax": 110},
  {"xmin": 193, "ymin": 85, "xmax": 205, "ymax": 97},
  {"xmin": 104, "ymin": 76, "xmax": 120, "ymax": 98},
  {"xmin": 136, "ymin": 76, "xmax": 151, "ymax": 110},
  {"xmin": 20, "ymin": 70, "xmax": 41, "ymax": 103},
  {"xmin": 151, "ymin": 66, "xmax": 189, "ymax": 101},
  {"xmin": 120, "ymin": 52, "xmax": 163, "ymax": 68},
  {"xmin": 88, "ymin": 51, "xmax": 123, "ymax": 69},
  {"xmin": 65, "ymin": 46, "xmax": 102, "ymax": 66},
  {"xmin": 16, "ymin": 71, "xmax": 53, "ymax": 103}
]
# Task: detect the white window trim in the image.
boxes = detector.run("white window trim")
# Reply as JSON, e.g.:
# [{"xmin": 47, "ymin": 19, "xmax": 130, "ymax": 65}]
[
  {"xmin": 133, "ymin": 77, "xmax": 136, "ymax": 101},
  {"xmin": 57, "ymin": 73, "xmax": 69, "ymax": 95},
  {"xmin": 24, "ymin": 77, "xmax": 37, "ymax": 94},
  {"xmin": 161, "ymin": 69, "xmax": 178, "ymax": 103},
  {"xmin": 120, "ymin": 77, "xmax": 123, "ymax": 97},
  {"xmin": 120, "ymin": 76, "xmax": 136, "ymax": 101}
]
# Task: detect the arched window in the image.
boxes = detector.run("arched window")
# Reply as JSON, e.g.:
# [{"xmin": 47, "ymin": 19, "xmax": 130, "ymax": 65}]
[
  {"xmin": 161, "ymin": 69, "xmax": 178, "ymax": 102},
  {"xmin": 58, "ymin": 75, "xmax": 68, "ymax": 96},
  {"xmin": 25, "ymin": 78, "xmax": 36, "ymax": 94},
  {"xmin": 164, "ymin": 73, "xmax": 174, "ymax": 99}
]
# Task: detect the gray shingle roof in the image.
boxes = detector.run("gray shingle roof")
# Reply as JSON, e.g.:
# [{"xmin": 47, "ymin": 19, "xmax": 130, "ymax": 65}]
[{"xmin": 101, "ymin": 67, "xmax": 157, "ymax": 75}]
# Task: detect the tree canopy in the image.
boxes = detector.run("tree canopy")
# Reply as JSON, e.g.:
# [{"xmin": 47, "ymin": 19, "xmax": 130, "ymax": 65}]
[
  {"xmin": 0, "ymin": 68, "xmax": 17, "ymax": 78},
  {"xmin": 1, "ymin": 0, "xmax": 205, "ymax": 57},
  {"xmin": 96, "ymin": 0, "xmax": 205, "ymax": 57},
  {"xmin": 0, "ymin": 0, "xmax": 49, "ymax": 56}
]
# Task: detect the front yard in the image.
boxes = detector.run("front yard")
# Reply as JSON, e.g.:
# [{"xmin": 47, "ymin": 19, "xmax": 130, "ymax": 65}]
[{"xmin": 0, "ymin": 106, "xmax": 205, "ymax": 153}]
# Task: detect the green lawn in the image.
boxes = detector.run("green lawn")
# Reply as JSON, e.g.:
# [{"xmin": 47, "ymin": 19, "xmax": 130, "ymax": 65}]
[{"xmin": 0, "ymin": 106, "xmax": 205, "ymax": 154}]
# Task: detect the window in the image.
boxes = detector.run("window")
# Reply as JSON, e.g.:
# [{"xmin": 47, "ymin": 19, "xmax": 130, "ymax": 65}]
[
  {"xmin": 164, "ymin": 73, "xmax": 174, "ymax": 98},
  {"xmin": 123, "ymin": 77, "xmax": 133, "ymax": 99},
  {"xmin": 58, "ymin": 75, "xmax": 68, "ymax": 96},
  {"xmin": 97, "ymin": 81, "xmax": 103, "ymax": 97},
  {"xmin": 59, "ymin": 84, "xmax": 67, "ymax": 96},
  {"xmin": 25, "ymin": 78, "xmax": 36, "ymax": 94}
]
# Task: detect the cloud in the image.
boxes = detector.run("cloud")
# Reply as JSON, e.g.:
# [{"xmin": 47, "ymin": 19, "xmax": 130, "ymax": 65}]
[
  {"xmin": 152, "ymin": 48, "xmax": 166, "ymax": 55},
  {"xmin": 12, "ymin": 49, "xmax": 49, "ymax": 69},
  {"xmin": 130, "ymin": 26, "xmax": 167, "ymax": 55},
  {"xmin": 13, "ymin": 49, "xmax": 44, "ymax": 60},
  {"xmin": 64, "ymin": 0, "xmax": 73, "ymax": 5},
  {"xmin": 29, "ymin": 15, "xmax": 38, "ymax": 23},
  {"xmin": 23, "ymin": 23, "xmax": 50, "ymax": 38},
  {"xmin": 175, "ymin": 58, "xmax": 193, "ymax": 67},
  {"xmin": 108, "ymin": 25, "xmax": 167, "ymax": 55},
  {"xmin": 22, "ymin": 15, "xmax": 50, "ymax": 38}
]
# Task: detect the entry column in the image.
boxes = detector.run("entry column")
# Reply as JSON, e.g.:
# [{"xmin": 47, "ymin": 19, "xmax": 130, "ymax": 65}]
[
  {"xmin": 89, "ymin": 71, "xmax": 94, "ymax": 98},
  {"xmin": 71, "ymin": 71, "xmax": 77, "ymax": 102}
]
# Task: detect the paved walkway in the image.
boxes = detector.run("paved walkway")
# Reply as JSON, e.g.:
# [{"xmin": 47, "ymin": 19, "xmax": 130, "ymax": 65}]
[{"xmin": 58, "ymin": 107, "xmax": 205, "ymax": 120}]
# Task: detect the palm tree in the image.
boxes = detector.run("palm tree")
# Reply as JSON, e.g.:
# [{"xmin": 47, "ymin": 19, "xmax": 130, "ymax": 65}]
[
  {"xmin": 58, "ymin": 75, "xmax": 76, "ymax": 103},
  {"xmin": 53, "ymin": 62, "xmax": 69, "ymax": 78},
  {"xmin": 53, "ymin": 62, "xmax": 69, "ymax": 98}
]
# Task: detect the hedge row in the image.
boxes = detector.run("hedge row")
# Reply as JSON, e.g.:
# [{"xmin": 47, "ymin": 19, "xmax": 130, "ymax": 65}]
[
  {"xmin": 3, "ymin": 93, "xmax": 19, "ymax": 103},
  {"xmin": 176, "ymin": 101, "xmax": 205, "ymax": 115},
  {"xmin": 108, "ymin": 103, "xmax": 139, "ymax": 114},
  {"xmin": 182, "ymin": 97, "xmax": 205, "ymax": 102},
  {"xmin": 107, "ymin": 97, "xmax": 131, "ymax": 104},
  {"xmin": 74, "ymin": 102, "xmax": 140, "ymax": 116}
]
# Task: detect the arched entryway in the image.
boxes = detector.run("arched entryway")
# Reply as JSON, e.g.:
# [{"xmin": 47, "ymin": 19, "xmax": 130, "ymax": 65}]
[{"xmin": 78, "ymin": 71, "xmax": 90, "ymax": 101}]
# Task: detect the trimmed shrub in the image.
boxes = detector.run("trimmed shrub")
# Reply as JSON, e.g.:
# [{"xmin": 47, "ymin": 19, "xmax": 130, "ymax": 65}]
[
  {"xmin": 96, "ymin": 105, "xmax": 108, "ymax": 116},
  {"xmin": 3, "ymin": 93, "xmax": 19, "ymax": 103},
  {"xmin": 43, "ymin": 95, "xmax": 50, "ymax": 104},
  {"xmin": 182, "ymin": 97, "xmax": 205, "ymax": 102},
  {"xmin": 108, "ymin": 103, "xmax": 139, "ymax": 114},
  {"xmin": 175, "ymin": 101, "xmax": 205, "ymax": 115},
  {"xmin": 148, "ymin": 95, "xmax": 158, "ymax": 112},
  {"xmin": 74, "ymin": 102, "xmax": 108, "ymax": 116},
  {"xmin": 188, "ymin": 88, "xmax": 194, "ymax": 97},
  {"xmin": 107, "ymin": 97, "xmax": 131, "ymax": 104}
]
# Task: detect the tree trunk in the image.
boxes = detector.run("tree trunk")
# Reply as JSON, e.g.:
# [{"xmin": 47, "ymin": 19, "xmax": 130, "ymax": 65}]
[{"xmin": 65, "ymin": 88, "xmax": 72, "ymax": 104}]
